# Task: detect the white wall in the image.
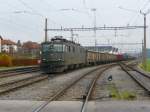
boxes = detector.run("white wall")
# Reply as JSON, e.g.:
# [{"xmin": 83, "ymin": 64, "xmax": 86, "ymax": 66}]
[
  {"xmin": 0, "ymin": 38, "xmax": 1, "ymax": 53},
  {"xmin": 1, "ymin": 44, "xmax": 18, "ymax": 53},
  {"xmin": 2, "ymin": 45, "xmax": 9, "ymax": 53}
]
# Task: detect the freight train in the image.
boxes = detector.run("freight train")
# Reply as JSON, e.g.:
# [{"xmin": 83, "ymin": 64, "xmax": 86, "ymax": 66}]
[{"xmin": 40, "ymin": 36, "xmax": 128, "ymax": 73}]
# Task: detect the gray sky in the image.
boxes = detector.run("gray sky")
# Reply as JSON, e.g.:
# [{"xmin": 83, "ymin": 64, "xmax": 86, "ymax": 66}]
[{"xmin": 0, "ymin": 0, "xmax": 150, "ymax": 52}]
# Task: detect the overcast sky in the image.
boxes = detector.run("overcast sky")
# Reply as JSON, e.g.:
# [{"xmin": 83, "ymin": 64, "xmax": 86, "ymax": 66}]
[{"xmin": 0, "ymin": 0, "xmax": 150, "ymax": 52}]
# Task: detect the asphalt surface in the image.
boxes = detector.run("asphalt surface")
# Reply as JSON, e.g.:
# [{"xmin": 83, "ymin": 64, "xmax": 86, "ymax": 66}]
[{"xmin": 1, "ymin": 100, "xmax": 150, "ymax": 112}]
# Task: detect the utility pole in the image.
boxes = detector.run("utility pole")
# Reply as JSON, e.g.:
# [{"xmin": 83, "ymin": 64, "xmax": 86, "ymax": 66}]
[
  {"xmin": 142, "ymin": 39, "xmax": 144, "ymax": 63},
  {"xmin": 114, "ymin": 29, "xmax": 117, "ymax": 38},
  {"xmin": 91, "ymin": 8, "xmax": 97, "ymax": 50},
  {"xmin": 119, "ymin": 7, "xmax": 149, "ymax": 69},
  {"xmin": 45, "ymin": 18, "xmax": 48, "ymax": 42},
  {"xmin": 140, "ymin": 10, "xmax": 150, "ymax": 69},
  {"xmin": 70, "ymin": 29, "xmax": 74, "ymax": 41}
]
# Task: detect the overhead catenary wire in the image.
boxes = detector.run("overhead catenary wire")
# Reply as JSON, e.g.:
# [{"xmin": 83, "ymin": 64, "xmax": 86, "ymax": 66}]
[
  {"xmin": 1, "ymin": 0, "xmax": 146, "ymax": 49},
  {"xmin": 117, "ymin": 0, "xmax": 149, "ymax": 52},
  {"xmin": 0, "ymin": 16, "xmax": 38, "ymax": 30},
  {"xmin": 127, "ymin": 0, "xmax": 150, "ymax": 25},
  {"xmin": 17, "ymin": 0, "xmax": 62, "ymax": 26},
  {"xmin": 140, "ymin": 0, "xmax": 150, "ymax": 11},
  {"xmin": 42, "ymin": 0, "xmax": 57, "ymax": 10},
  {"xmin": 17, "ymin": 0, "xmax": 38, "ymax": 13}
]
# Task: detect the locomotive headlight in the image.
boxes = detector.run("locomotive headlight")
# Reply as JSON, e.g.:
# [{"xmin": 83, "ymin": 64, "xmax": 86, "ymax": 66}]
[
  {"xmin": 42, "ymin": 59, "xmax": 46, "ymax": 61},
  {"xmin": 40, "ymin": 51, "xmax": 42, "ymax": 55},
  {"xmin": 58, "ymin": 59, "xmax": 62, "ymax": 61},
  {"xmin": 58, "ymin": 59, "xmax": 64, "ymax": 62}
]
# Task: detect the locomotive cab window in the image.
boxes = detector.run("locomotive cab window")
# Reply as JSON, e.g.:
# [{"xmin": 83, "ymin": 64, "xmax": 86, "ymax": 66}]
[
  {"xmin": 42, "ymin": 44, "xmax": 51, "ymax": 52},
  {"xmin": 42, "ymin": 43, "xmax": 64, "ymax": 52},
  {"xmin": 53, "ymin": 44, "xmax": 63, "ymax": 52}
]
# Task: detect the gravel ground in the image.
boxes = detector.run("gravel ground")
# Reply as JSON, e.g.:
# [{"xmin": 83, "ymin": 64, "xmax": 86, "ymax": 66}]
[
  {"xmin": 57, "ymin": 68, "xmax": 103, "ymax": 101},
  {"xmin": 0, "ymin": 72, "xmax": 42, "ymax": 85},
  {"xmin": 91, "ymin": 67, "xmax": 113, "ymax": 101},
  {"xmin": 92, "ymin": 66, "xmax": 150, "ymax": 101},
  {"xmin": 0, "ymin": 63, "xmax": 149, "ymax": 101},
  {"xmin": 0, "ymin": 65, "xmax": 102, "ymax": 101}
]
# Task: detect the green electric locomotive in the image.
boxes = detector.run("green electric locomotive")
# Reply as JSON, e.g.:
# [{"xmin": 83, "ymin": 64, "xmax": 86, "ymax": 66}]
[{"xmin": 40, "ymin": 36, "xmax": 86, "ymax": 73}]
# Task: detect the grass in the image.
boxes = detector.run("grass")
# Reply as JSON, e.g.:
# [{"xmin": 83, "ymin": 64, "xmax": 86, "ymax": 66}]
[
  {"xmin": 120, "ymin": 91, "xmax": 136, "ymax": 100},
  {"xmin": 140, "ymin": 59, "xmax": 150, "ymax": 72},
  {"xmin": 108, "ymin": 85, "xmax": 121, "ymax": 99},
  {"xmin": 108, "ymin": 84, "xmax": 136, "ymax": 100}
]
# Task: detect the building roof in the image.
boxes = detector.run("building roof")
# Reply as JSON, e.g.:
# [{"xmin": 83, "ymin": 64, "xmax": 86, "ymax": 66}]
[
  {"xmin": 1, "ymin": 39, "xmax": 16, "ymax": 45},
  {"xmin": 23, "ymin": 41, "xmax": 40, "ymax": 49}
]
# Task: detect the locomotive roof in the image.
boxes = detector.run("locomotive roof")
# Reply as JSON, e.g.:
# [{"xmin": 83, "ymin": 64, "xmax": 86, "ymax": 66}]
[{"xmin": 52, "ymin": 37, "xmax": 80, "ymax": 45}]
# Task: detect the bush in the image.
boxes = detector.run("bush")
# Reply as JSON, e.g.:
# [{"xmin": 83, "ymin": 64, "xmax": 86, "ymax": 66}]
[
  {"xmin": 12, "ymin": 59, "xmax": 39, "ymax": 66},
  {"xmin": 0, "ymin": 53, "xmax": 12, "ymax": 67}
]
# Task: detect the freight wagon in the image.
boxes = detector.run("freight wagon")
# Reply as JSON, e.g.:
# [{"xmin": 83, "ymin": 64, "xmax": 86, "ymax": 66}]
[{"xmin": 40, "ymin": 36, "xmax": 123, "ymax": 73}]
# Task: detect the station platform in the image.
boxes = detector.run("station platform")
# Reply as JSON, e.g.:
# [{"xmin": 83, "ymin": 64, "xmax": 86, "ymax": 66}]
[{"xmin": 0, "ymin": 100, "xmax": 150, "ymax": 112}]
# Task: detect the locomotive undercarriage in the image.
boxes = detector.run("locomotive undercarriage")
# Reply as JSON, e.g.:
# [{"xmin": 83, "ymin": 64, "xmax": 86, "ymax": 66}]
[{"xmin": 41, "ymin": 62, "xmax": 85, "ymax": 73}]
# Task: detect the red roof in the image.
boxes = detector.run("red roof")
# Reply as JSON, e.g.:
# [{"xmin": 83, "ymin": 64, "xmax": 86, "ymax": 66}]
[
  {"xmin": 23, "ymin": 41, "xmax": 40, "ymax": 49},
  {"xmin": 1, "ymin": 39, "xmax": 16, "ymax": 45}
]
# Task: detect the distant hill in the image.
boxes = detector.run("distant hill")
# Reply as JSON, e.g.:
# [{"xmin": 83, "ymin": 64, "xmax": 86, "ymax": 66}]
[{"xmin": 147, "ymin": 49, "xmax": 150, "ymax": 58}]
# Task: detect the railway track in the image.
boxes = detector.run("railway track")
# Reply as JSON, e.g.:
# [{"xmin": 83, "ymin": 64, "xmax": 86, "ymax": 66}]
[
  {"xmin": 125, "ymin": 60, "xmax": 139, "ymax": 67},
  {"xmin": 0, "ymin": 66, "xmax": 40, "ymax": 78},
  {"xmin": 0, "ymin": 74, "xmax": 48, "ymax": 95},
  {"xmin": 32, "ymin": 63, "xmax": 115, "ymax": 112},
  {"xmin": 80, "ymin": 66, "xmax": 111, "ymax": 112},
  {"xmin": 119, "ymin": 62, "xmax": 150, "ymax": 94}
]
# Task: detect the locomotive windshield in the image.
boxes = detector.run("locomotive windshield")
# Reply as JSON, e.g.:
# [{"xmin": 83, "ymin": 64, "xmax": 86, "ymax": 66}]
[{"xmin": 42, "ymin": 43, "xmax": 64, "ymax": 52}]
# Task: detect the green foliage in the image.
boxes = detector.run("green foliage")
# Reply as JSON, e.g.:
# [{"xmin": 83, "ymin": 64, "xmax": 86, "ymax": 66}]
[
  {"xmin": 0, "ymin": 53, "xmax": 12, "ymax": 67},
  {"xmin": 120, "ymin": 91, "xmax": 136, "ymax": 100},
  {"xmin": 140, "ymin": 59, "xmax": 150, "ymax": 72},
  {"xmin": 12, "ymin": 59, "xmax": 39, "ymax": 66},
  {"xmin": 108, "ymin": 85, "xmax": 136, "ymax": 100},
  {"xmin": 108, "ymin": 85, "xmax": 121, "ymax": 100}
]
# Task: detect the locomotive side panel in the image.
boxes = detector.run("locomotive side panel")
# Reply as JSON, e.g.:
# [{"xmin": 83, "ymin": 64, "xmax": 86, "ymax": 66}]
[{"xmin": 63, "ymin": 43, "xmax": 86, "ymax": 69}]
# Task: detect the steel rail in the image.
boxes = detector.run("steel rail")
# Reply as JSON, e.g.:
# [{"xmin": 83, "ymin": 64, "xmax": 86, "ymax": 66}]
[
  {"xmin": 0, "ymin": 66, "xmax": 39, "ymax": 74},
  {"xmin": 0, "ymin": 68, "xmax": 40, "ymax": 78},
  {"xmin": 119, "ymin": 63, "xmax": 150, "ymax": 93},
  {"xmin": 0, "ymin": 75, "xmax": 48, "ymax": 95},
  {"xmin": 0, "ymin": 74, "xmax": 44, "ymax": 87},
  {"xmin": 32, "ymin": 64, "xmax": 116, "ymax": 112},
  {"xmin": 121, "ymin": 62, "xmax": 150, "ymax": 79},
  {"xmin": 81, "ymin": 66, "xmax": 112, "ymax": 112}
]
